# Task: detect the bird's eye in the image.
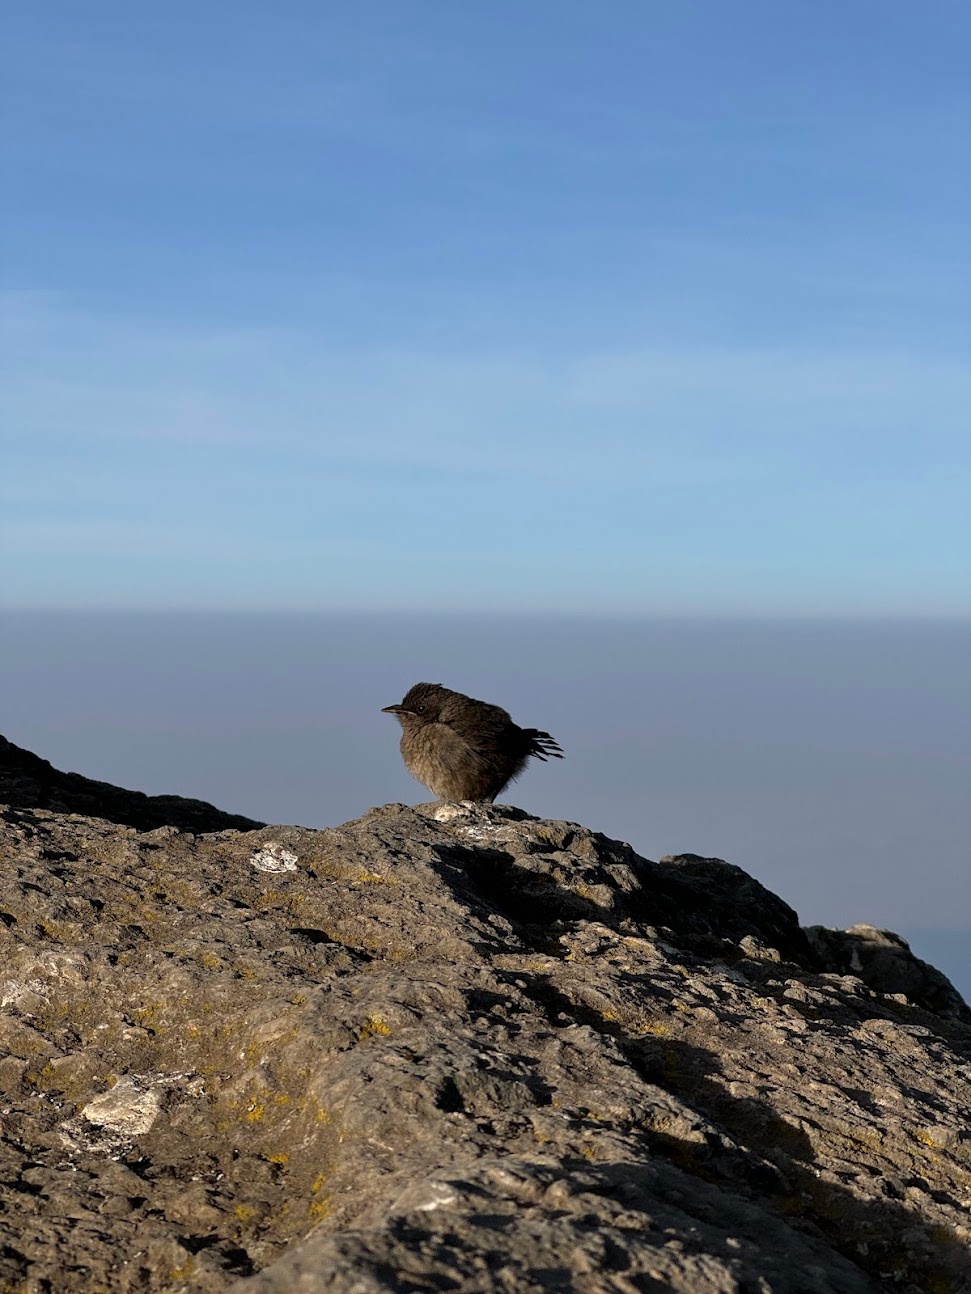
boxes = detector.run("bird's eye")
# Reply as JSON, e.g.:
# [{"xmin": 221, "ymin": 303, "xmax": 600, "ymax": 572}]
[{"xmin": 414, "ymin": 704, "xmax": 425, "ymax": 713}]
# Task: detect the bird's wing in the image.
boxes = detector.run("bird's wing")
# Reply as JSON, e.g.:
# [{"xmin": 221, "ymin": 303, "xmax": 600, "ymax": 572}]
[{"xmin": 441, "ymin": 700, "xmax": 512, "ymax": 746}]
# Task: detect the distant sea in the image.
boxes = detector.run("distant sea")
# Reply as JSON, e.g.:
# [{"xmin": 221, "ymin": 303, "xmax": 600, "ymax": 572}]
[{"xmin": 2, "ymin": 611, "xmax": 968, "ymax": 1000}]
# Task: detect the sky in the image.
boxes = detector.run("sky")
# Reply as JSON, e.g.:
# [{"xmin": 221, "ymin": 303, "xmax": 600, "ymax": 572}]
[{"xmin": 2, "ymin": 1, "xmax": 969, "ymax": 614}]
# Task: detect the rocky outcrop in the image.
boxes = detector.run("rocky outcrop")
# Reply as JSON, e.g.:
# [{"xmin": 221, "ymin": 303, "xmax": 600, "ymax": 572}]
[
  {"xmin": 805, "ymin": 922, "xmax": 970, "ymax": 1023},
  {"xmin": 0, "ymin": 733, "xmax": 263, "ymax": 833},
  {"xmin": 0, "ymin": 745, "xmax": 969, "ymax": 1293}
]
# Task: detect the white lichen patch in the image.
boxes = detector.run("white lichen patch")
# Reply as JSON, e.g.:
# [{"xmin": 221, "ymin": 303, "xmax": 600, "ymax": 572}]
[
  {"xmin": 60, "ymin": 1072, "xmax": 203, "ymax": 1157},
  {"xmin": 430, "ymin": 802, "xmax": 479, "ymax": 823},
  {"xmin": 1, "ymin": 979, "xmax": 50, "ymax": 1012},
  {"xmin": 83, "ymin": 1077, "xmax": 163, "ymax": 1137},
  {"xmin": 251, "ymin": 841, "xmax": 299, "ymax": 873},
  {"xmin": 455, "ymin": 825, "xmax": 501, "ymax": 842},
  {"xmin": 432, "ymin": 805, "xmax": 511, "ymax": 843},
  {"xmin": 391, "ymin": 1179, "xmax": 460, "ymax": 1214}
]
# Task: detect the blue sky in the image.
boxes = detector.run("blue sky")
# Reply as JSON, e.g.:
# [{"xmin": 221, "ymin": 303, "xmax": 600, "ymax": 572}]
[{"xmin": 2, "ymin": 1, "xmax": 969, "ymax": 614}]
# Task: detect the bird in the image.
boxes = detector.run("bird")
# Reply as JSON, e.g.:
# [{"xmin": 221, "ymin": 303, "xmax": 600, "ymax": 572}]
[{"xmin": 382, "ymin": 682, "xmax": 563, "ymax": 803}]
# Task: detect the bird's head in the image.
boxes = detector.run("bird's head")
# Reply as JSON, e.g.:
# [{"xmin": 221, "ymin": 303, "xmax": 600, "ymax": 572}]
[{"xmin": 381, "ymin": 682, "xmax": 449, "ymax": 728}]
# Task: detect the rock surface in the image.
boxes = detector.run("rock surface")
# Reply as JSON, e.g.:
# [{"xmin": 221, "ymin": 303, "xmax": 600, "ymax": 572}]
[{"xmin": 1, "ymin": 742, "xmax": 969, "ymax": 1293}]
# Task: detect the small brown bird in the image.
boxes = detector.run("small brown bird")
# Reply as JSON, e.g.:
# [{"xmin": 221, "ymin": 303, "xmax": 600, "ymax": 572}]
[{"xmin": 382, "ymin": 682, "xmax": 563, "ymax": 803}]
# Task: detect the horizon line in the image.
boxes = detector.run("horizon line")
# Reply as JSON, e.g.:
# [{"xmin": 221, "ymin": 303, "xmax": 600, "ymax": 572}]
[{"xmin": 3, "ymin": 604, "xmax": 969, "ymax": 625}]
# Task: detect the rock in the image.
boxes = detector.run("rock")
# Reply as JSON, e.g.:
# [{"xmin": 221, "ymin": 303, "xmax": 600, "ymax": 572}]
[
  {"xmin": 0, "ymin": 733, "xmax": 263, "ymax": 832},
  {"xmin": 805, "ymin": 923, "xmax": 971, "ymax": 1023},
  {"xmin": 1, "ymin": 751, "xmax": 969, "ymax": 1293}
]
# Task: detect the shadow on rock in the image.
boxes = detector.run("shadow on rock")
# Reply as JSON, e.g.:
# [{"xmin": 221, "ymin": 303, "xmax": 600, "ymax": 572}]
[{"xmin": 528, "ymin": 976, "xmax": 970, "ymax": 1292}]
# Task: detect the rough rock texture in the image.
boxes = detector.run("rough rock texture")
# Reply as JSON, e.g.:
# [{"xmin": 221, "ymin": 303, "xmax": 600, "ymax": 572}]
[
  {"xmin": 1, "ymin": 751, "xmax": 970, "ymax": 1292},
  {"xmin": 805, "ymin": 923, "xmax": 970, "ymax": 1024}
]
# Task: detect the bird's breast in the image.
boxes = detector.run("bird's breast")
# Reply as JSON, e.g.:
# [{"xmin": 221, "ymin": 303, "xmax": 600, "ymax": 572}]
[{"xmin": 400, "ymin": 723, "xmax": 492, "ymax": 800}]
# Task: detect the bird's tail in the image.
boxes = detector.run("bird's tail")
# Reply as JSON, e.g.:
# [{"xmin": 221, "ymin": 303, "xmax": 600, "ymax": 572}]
[{"xmin": 525, "ymin": 729, "xmax": 564, "ymax": 761}]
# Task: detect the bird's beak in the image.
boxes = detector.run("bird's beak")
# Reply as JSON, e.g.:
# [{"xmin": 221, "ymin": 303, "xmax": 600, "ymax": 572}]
[{"xmin": 381, "ymin": 704, "xmax": 408, "ymax": 714}]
